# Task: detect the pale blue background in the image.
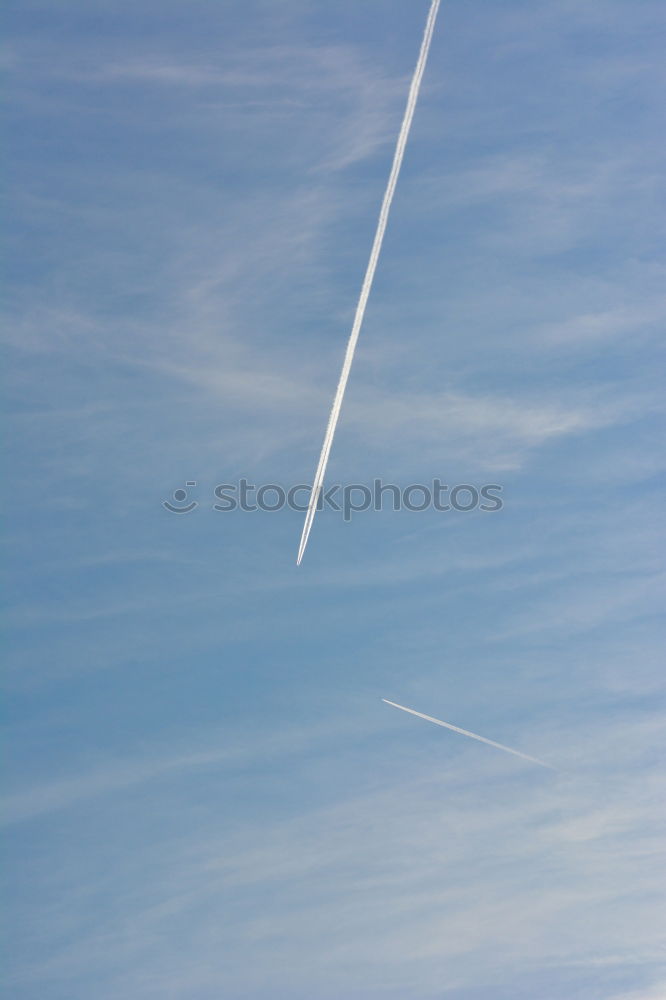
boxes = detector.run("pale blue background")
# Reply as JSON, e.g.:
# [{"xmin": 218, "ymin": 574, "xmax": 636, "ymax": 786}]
[{"xmin": 4, "ymin": 1, "xmax": 665, "ymax": 998}]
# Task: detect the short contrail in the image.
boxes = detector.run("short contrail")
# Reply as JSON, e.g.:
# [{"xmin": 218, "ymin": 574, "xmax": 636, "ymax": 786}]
[
  {"xmin": 382, "ymin": 699, "xmax": 555, "ymax": 769},
  {"xmin": 297, "ymin": 0, "xmax": 441, "ymax": 565}
]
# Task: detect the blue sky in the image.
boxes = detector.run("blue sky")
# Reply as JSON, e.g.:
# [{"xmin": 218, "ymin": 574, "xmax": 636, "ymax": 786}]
[{"xmin": 3, "ymin": 0, "xmax": 666, "ymax": 997}]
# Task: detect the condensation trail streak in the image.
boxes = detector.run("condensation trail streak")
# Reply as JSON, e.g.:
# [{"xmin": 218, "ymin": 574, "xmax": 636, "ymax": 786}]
[
  {"xmin": 297, "ymin": 0, "xmax": 441, "ymax": 565},
  {"xmin": 382, "ymin": 699, "xmax": 556, "ymax": 769}
]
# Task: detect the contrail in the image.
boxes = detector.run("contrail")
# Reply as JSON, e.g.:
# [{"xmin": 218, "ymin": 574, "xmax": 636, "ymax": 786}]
[
  {"xmin": 382, "ymin": 699, "xmax": 555, "ymax": 769},
  {"xmin": 297, "ymin": 0, "xmax": 441, "ymax": 565}
]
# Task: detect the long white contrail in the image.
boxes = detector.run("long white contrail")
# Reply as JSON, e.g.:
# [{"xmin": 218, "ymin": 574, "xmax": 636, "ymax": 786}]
[
  {"xmin": 296, "ymin": 0, "xmax": 441, "ymax": 565},
  {"xmin": 382, "ymin": 699, "xmax": 555, "ymax": 769}
]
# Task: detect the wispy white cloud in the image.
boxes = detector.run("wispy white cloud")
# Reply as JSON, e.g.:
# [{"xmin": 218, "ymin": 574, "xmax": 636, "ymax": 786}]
[
  {"xmin": 611, "ymin": 985, "xmax": 666, "ymax": 1000},
  {"xmin": 1, "ymin": 712, "xmax": 379, "ymax": 827},
  {"xmin": 8, "ymin": 708, "xmax": 665, "ymax": 999}
]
